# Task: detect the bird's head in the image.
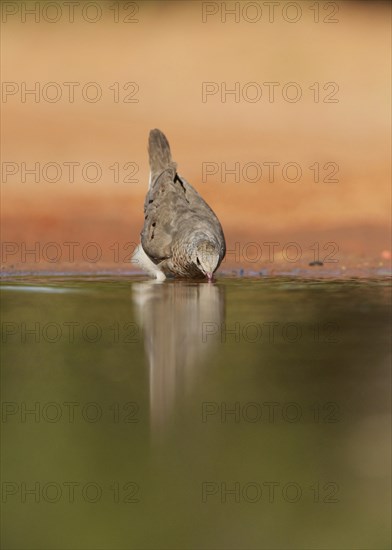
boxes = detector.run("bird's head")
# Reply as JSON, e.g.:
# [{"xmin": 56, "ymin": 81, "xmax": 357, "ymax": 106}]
[{"xmin": 193, "ymin": 240, "xmax": 220, "ymax": 281}]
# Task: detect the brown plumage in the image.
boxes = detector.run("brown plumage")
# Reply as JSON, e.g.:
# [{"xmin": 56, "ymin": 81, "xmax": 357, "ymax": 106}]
[{"xmin": 133, "ymin": 129, "xmax": 226, "ymax": 280}]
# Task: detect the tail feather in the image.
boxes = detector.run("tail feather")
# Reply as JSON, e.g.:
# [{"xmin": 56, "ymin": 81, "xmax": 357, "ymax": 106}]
[{"xmin": 148, "ymin": 129, "xmax": 173, "ymax": 173}]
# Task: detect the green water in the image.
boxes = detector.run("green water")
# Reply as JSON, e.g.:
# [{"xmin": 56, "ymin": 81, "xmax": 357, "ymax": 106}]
[{"xmin": 1, "ymin": 275, "xmax": 391, "ymax": 550}]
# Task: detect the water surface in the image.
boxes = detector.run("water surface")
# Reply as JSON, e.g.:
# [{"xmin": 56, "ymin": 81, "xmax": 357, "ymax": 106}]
[{"xmin": 1, "ymin": 275, "xmax": 391, "ymax": 549}]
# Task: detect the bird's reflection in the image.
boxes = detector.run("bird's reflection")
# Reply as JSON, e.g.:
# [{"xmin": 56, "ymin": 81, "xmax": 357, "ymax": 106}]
[{"xmin": 132, "ymin": 281, "xmax": 225, "ymax": 437}]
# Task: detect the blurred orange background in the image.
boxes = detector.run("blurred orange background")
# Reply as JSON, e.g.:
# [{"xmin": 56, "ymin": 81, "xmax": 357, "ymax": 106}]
[{"xmin": 1, "ymin": 0, "xmax": 391, "ymax": 274}]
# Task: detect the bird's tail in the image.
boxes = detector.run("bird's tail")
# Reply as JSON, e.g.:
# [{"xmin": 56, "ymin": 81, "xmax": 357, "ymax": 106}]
[{"xmin": 148, "ymin": 129, "xmax": 177, "ymax": 187}]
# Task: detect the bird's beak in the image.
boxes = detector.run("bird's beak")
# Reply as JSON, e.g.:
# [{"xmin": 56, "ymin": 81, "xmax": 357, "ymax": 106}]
[{"xmin": 206, "ymin": 272, "xmax": 213, "ymax": 282}]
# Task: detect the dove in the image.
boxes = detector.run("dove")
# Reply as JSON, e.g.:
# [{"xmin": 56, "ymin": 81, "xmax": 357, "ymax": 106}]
[{"xmin": 132, "ymin": 129, "xmax": 226, "ymax": 281}]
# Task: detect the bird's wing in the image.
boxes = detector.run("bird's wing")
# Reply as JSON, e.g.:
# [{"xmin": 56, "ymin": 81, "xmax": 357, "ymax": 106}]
[
  {"xmin": 176, "ymin": 175, "xmax": 225, "ymax": 238},
  {"xmin": 141, "ymin": 173, "xmax": 194, "ymax": 262}
]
